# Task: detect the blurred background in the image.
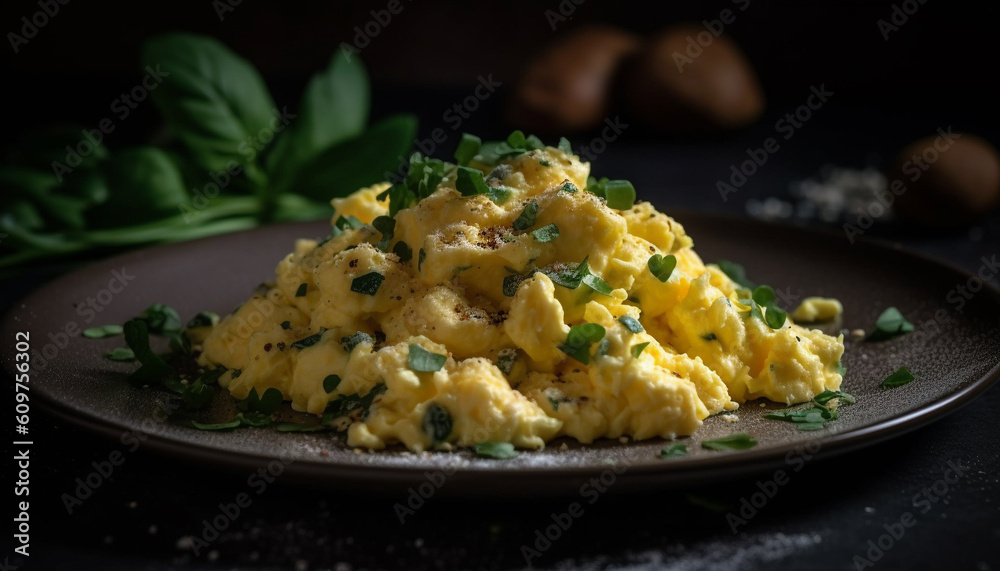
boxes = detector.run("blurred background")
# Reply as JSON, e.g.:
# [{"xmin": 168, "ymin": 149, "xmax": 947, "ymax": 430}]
[{"xmin": 2, "ymin": 1, "xmax": 999, "ymax": 569}]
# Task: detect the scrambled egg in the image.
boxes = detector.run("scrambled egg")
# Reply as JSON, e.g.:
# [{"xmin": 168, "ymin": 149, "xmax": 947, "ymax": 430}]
[{"xmin": 197, "ymin": 144, "xmax": 844, "ymax": 452}]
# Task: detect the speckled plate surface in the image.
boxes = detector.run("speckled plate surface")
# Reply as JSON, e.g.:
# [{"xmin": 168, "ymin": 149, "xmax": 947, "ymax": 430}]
[{"xmin": 3, "ymin": 212, "xmax": 999, "ymax": 496}]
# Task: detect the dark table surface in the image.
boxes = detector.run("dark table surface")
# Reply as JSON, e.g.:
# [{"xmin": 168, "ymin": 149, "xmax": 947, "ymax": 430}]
[{"xmin": 3, "ymin": 89, "xmax": 999, "ymax": 571}]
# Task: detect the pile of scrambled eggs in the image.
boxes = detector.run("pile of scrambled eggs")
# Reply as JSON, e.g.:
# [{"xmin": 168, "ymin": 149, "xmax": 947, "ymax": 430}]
[{"xmin": 196, "ymin": 141, "xmax": 844, "ymax": 452}]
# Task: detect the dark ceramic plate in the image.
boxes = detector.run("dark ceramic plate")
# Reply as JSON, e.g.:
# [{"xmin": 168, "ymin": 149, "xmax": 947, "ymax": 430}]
[{"xmin": 3, "ymin": 213, "xmax": 999, "ymax": 496}]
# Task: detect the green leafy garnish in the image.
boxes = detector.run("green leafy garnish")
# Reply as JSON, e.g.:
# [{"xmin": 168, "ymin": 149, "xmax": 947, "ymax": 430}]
[
  {"xmin": 475, "ymin": 442, "xmax": 519, "ymax": 459},
  {"xmin": 834, "ymin": 361, "xmax": 847, "ymax": 376},
  {"xmin": 105, "ymin": 347, "xmax": 136, "ymax": 361},
  {"xmin": 560, "ymin": 181, "xmax": 578, "ymax": 193},
  {"xmin": 372, "ymin": 215, "xmax": 395, "ymax": 251},
  {"xmin": 181, "ymin": 379, "xmax": 214, "ymax": 410},
  {"xmin": 341, "ymin": 331, "xmax": 374, "ymax": 353},
  {"xmin": 243, "ymin": 387, "xmax": 283, "ymax": 415},
  {"xmin": 659, "ymin": 443, "xmax": 688, "ymax": 459},
  {"xmin": 702, "ymin": 434, "xmax": 758, "ymax": 451},
  {"xmin": 122, "ymin": 319, "xmax": 174, "ymax": 386},
  {"xmin": 295, "ymin": 283, "xmax": 308, "ymax": 297},
  {"xmin": 764, "ymin": 389, "xmax": 856, "ymax": 430},
  {"xmin": 455, "ymin": 166, "xmax": 490, "ymax": 196},
  {"xmin": 881, "ymin": 367, "xmax": 915, "ymax": 388},
  {"xmin": 418, "ymin": 248, "xmax": 426, "ymax": 272},
  {"xmin": 84, "ymin": 325, "xmax": 123, "ymax": 339},
  {"xmin": 323, "ymin": 375, "xmax": 341, "ymax": 393},
  {"xmin": 701, "ymin": 332, "xmax": 717, "ymax": 341},
  {"xmin": 512, "ymin": 200, "xmax": 538, "ymax": 231},
  {"xmin": 138, "ymin": 303, "xmax": 182, "ymax": 335},
  {"xmin": 631, "ymin": 342, "xmax": 650, "ymax": 359},
  {"xmin": 474, "ymin": 130, "xmax": 545, "ymax": 165},
  {"xmin": 454, "ymin": 133, "xmax": 482, "ymax": 166},
  {"xmin": 351, "ymin": 271, "xmax": 384, "ymax": 295},
  {"xmin": 280, "ymin": 320, "xmax": 292, "ymax": 330},
  {"xmin": 586, "ymin": 177, "xmax": 635, "ymax": 210},
  {"xmin": 322, "ymin": 383, "xmax": 386, "ymax": 423},
  {"xmin": 422, "ymin": 403, "xmax": 453, "ymax": 445},
  {"xmin": 647, "ymin": 254, "xmax": 677, "ymax": 282},
  {"xmin": 392, "ymin": 240, "xmax": 412, "ymax": 262},
  {"xmin": 291, "ymin": 329, "xmax": 326, "ymax": 349},
  {"xmin": 531, "ymin": 224, "xmax": 560, "ymax": 243},
  {"xmin": 558, "ymin": 323, "xmax": 606, "ymax": 365},
  {"xmin": 408, "ymin": 344, "xmax": 447, "ymax": 372},
  {"xmin": 869, "ymin": 307, "xmax": 915, "ymax": 341},
  {"xmin": 619, "ymin": 315, "xmax": 644, "ymax": 333}
]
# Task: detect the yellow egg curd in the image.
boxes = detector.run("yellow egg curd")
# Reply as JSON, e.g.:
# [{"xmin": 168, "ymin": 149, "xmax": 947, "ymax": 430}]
[{"xmin": 196, "ymin": 143, "xmax": 844, "ymax": 452}]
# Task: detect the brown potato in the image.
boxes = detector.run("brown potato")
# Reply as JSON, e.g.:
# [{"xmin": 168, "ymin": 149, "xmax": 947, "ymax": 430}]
[
  {"xmin": 621, "ymin": 25, "xmax": 763, "ymax": 132},
  {"xmin": 889, "ymin": 133, "xmax": 1000, "ymax": 227},
  {"xmin": 508, "ymin": 26, "xmax": 640, "ymax": 134}
]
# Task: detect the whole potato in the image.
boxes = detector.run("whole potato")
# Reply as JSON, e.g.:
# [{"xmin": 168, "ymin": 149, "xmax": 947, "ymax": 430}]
[
  {"xmin": 888, "ymin": 133, "xmax": 1000, "ymax": 227},
  {"xmin": 508, "ymin": 26, "xmax": 640, "ymax": 134},
  {"xmin": 621, "ymin": 25, "xmax": 763, "ymax": 132}
]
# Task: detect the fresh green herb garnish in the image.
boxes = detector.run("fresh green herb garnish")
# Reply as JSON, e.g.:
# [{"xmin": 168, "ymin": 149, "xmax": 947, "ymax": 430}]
[
  {"xmin": 291, "ymin": 329, "xmax": 327, "ymax": 349},
  {"xmin": 323, "ymin": 375, "xmax": 341, "ymax": 393},
  {"xmin": 701, "ymin": 332, "xmax": 718, "ymax": 341},
  {"xmin": 560, "ymin": 181, "xmax": 578, "ymax": 193},
  {"xmin": 475, "ymin": 442, "xmax": 519, "ymax": 459},
  {"xmin": 105, "ymin": 347, "xmax": 136, "ymax": 361},
  {"xmin": 85, "ymin": 325, "xmax": 124, "ymax": 339},
  {"xmin": 764, "ymin": 389, "xmax": 856, "ymax": 430},
  {"xmin": 295, "ymin": 283, "xmax": 308, "ymax": 297},
  {"xmin": 834, "ymin": 361, "xmax": 847, "ymax": 376},
  {"xmin": 392, "ymin": 240, "xmax": 412, "ymax": 262},
  {"xmin": 280, "ymin": 320, "xmax": 292, "ymax": 330},
  {"xmin": 372, "ymin": 215, "xmax": 395, "ymax": 251},
  {"xmin": 351, "ymin": 271, "xmax": 384, "ymax": 295},
  {"xmin": 502, "ymin": 257, "xmax": 612, "ymax": 297},
  {"xmin": 512, "ymin": 200, "xmax": 538, "ymax": 231},
  {"xmin": 496, "ymin": 349, "xmax": 517, "ymax": 375},
  {"xmin": 586, "ymin": 177, "xmax": 636, "ymax": 210},
  {"xmin": 331, "ymin": 215, "xmax": 365, "ymax": 238},
  {"xmin": 242, "ymin": 387, "xmax": 283, "ymax": 415},
  {"xmin": 408, "ymin": 344, "xmax": 447, "ymax": 372},
  {"xmin": 454, "ymin": 133, "xmax": 482, "ymax": 166},
  {"xmin": 596, "ymin": 338, "xmax": 611, "ymax": 357},
  {"xmin": 422, "ymin": 403, "xmax": 453, "ymax": 445},
  {"xmin": 881, "ymin": 367, "xmax": 915, "ymax": 388},
  {"xmin": 341, "ymin": 331, "xmax": 374, "ymax": 353},
  {"xmin": 531, "ymin": 224, "xmax": 560, "ymax": 243},
  {"xmin": 474, "ymin": 130, "xmax": 545, "ymax": 165},
  {"xmin": 659, "ymin": 443, "xmax": 688, "ymax": 459},
  {"xmin": 455, "ymin": 166, "xmax": 490, "ymax": 196},
  {"xmin": 647, "ymin": 254, "xmax": 677, "ymax": 282},
  {"xmin": 558, "ymin": 137, "xmax": 573, "ymax": 154},
  {"xmin": 619, "ymin": 315, "xmax": 644, "ymax": 333},
  {"xmin": 539, "ymin": 159, "xmax": 551, "ymax": 167},
  {"xmin": 122, "ymin": 319, "xmax": 174, "ymax": 386},
  {"xmin": 558, "ymin": 323, "xmax": 606, "ymax": 365},
  {"xmin": 486, "ymin": 186, "xmax": 514, "ymax": 205},
  {"xmin": 869, "ymin": 307, "xmax": 915, "ymax": 341},
  {"xmin": 418, "ymin": 248, "xmax": 426, "ymax": 272},
  {"xmin": 813, "ymin": 389, "xmax": 856, "ymax": 405},
  {"xmin": 631, "ymin": 342, "xmax": 650, "ymax": 359},
  {"xmin": 701, "ymin": 434, "xmax": 758, "ymax": 451},
  {"xmin": 322, "ymin": 383, "xmax": 386, "ymax": 422}
]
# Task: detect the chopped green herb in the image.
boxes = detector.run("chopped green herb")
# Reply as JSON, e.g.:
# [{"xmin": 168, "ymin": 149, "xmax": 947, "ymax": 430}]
[
  {"xmin": 392, "ymin": 240, "xmax": 413, "ymax": 262},
  {"xmin": 452, "ymin": 265, "xmax": 473, "ymax": 278},
  {"xmin": 295, "ymin": 283, "xmax": 308, "ymax": 297},
  {"xmin": 702, "ymin": 434, "xmax": 758, "ymax": 451},
  {"xmin": 186, "ymin": 312, "xmax": 219, "ymax": 329},
  {"xmin": 351, "ymin": 272, "xmax": 384, "ymax": 295},
  {"xmin": 512, "ymin": 200, "xmax": 538, "ymax": 231},
  {"xmin": 502, "ymin": 272, "xmax": 528, "ymax": 297},
  {"xmin": 231, "ymin": 369, "xmax": 242, "ymax": 379},
  {"xmin": 619, "ymin": 315, "xmax": 644, "ymax": 333},
  {"xmin": 84, "ymin": 324, "xmax": 124, "ymax": 339},
  {"xmin": 422, "ymin": 402, "xmax": 453, "ymax": 444},
  {"xmin": 547, "ymin": 396, "xmax": 561, "ymax": 411},
  {"xmin": 631, "ymin": 342, "xmax": 650, "ymax": 359},
  {"xmin": 323, "ymin": 375, "xmax": 341, "ymax": 393},
  {"xmin": 291, "ymin": 329, "xmax": 327, "ymax": 349},
  {"xmin": 834, "ymin": 361, "xmax": 847, "ymax": 376},
  {"xmin": 558, "ymin": 137, "xmax": 573, "ymax": 154},
  {"xmin": 280, "ymin": 320, "xmax": 291, "ymax": 330},
  {"xmin": 751, "ymin": 285, "xmax": 776, "ymax": 308},
  {"xmin": 456, "ymin": 166, "xmax": 490, "ymax": 196},
  {"xmin": 869, "ymin": 307, "xmax": 915, "ymax": 341},
  {"xmin": 486, "ymin": 185, "xmax": 514, "ymax": 205},
  {"xmin": 701, "ymin": 332, "xmax": 718, "ymax": 341},
  {"xmin": 647, "ymin": 254, "xmax": 677, "ymax": 282},
  {"xmin": 881, "ymin": 367, "xmax": 914, "ymax": 388},
  {"xmin": 813, "ymin": 389, "xmax": 856, "ymax": 406},
  {"xmin": 331, "ymin": 215, "xmax": 364, "ymax": 238},
  {"xmin": 138, "ymin": 303, "xmax": 183, "ymax": 335},
  {"xmin": 596, "ymin": 338, "xmax": 611, "ymax": 357},
  {"xmin": 322, "ymin": 383, "xmax": 387, "ymax": 422},
  {"xmin": 764, "ymin": 306, "xmax": 787, "ymax": 329},
  {"xmin": 496, "ymin": 349, "xmax": 517, "ymax": 375},
  {"xmin": 577, "ymin": 257, "xmax": 612, "ymax": 295},
  {"xmin": 122, "ymin": 319, "xmax": 174, "ymax": 386},
  {"xmin": 243, "ymin": 387, "xmax": 283, "ymax": 415},
  {"xmin": 372, "ymin": 215, "xmax": 396, "ymax": 252},
  {"xmin": 602, "ymin": 180, "xmax": 636, "ymax": 210},
  {"xmin": 532, "ymin": 224, "xmax": 560, "ymax": 243},
  {"xmin": 558, "ymin": 323, "xmax": 606, "ymax": 365},
  {"xmin": 181, "ymin": 379, "xmax": 214, "ymax": 410},
  {"xmin": 659, "ymin": 443, "xmax": 688, "ymax": 459},
  {"xmin": 560, "ymin": 182, "xmax": 578, "ymax": 193},
  {"xmin": 341, "ymin": 331, "xmax": 374, "ymax": 353},
  {"xmin": 539, "ymin": 159, "xmax": 551, "ymax": 167},
  {"xmin": 408, "ymin": 344, "xmax": 447, "ymax": 372},
  {"xmin": 475, "ymin": 441, "xmax": 519, "ymax": 459},
  {"xmin": 378, "ymin": 153, "xmax": 451, "ymax": 216},
  {"xmin": 237, "ymin": 411, "xmax": 272, "ymax": 427},
  {"xmin": 418, "ymin": 248, "xmax": 426, "ymax": 271},
  {"xmin": 454, "ymin": 133, "xmax": 482, "ymax": 166},
  {"xmin": 105, "ymin": 347, "xmax": 136, "ymax": 361}
]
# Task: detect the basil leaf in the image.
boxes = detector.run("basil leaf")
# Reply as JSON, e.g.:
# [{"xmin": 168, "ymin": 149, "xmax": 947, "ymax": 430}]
[
  {"xmin": 813, "ymin": 389, "xmax": 856, "ymax": 405},
  {"xmin": 647, "ymin": 254, "xmax": 677, "ymax": 282},
  {"xmin": 531, "ymin": 224, "xmax": 560, "ymax": 243},
  {"xmin": 392, "ymin": 240, "xmax": 412, "ymax": 262},
  {"xmin": 558, "ymin": 323, "xmax": 606, "ymax": 365},
  {"xmin": 138, "ymin": 303, "xmax": 183, "ymax": 334},
  {"xmin": 422, "ymin": 403, "xmax": 453, "ymax": 444},
  {"xmin": 84, "ymin": 325, "xmax": 123, "ymax": 339},
  {"xmin": 881, "ymin": 367, "xmax": 914, "ymax": 388},
  {"xmin": 659, "ymin": 443, "xmax": 687, "ymax": 459},
  {"xmin": 142, "ymin": 34, "xmax": 275, "ymax": 174},
  {"xmin": 869, "ymin": 307, "xmax": 915, "ymax": 341},
  {"xmin": 284, "ymin": 115, "xmax": 418, "ymax": 202},
  {"xmin": 454, "ymin": 133, "xmax": 482, "ymax": 166},
  {"xmin": 764, "ymin": 306, "xmax": 787, "ymax": 329},
  {"xmin": 264, "ymin": 50, "xmax": 369, "ymax": 186},
  {"xmin": 89, "ymin": 148, "xmax": 189, "ymax": 226},
  {"xmin": 701, "ymin": 434, "xmax": 758, "ymax": 451},
  {"xmin": 409, "ymin": 344, "xmax": 447, "ymax": 372},
  {"xmin": 512, "ymin": 200, "xmax": 538, "ymax": 231},
  {"xmin": 752, "ymin": 285, "xmax": 776, "ymax": 308},
  {"xmin": 322, "ymin": 383, "xmax": 386, "ymax": 422},
  {"xmin": 372, "ymin": 215, "xmax": 395, "ymax": 252},
  {"xmin": 122, "ymin": 319, "xmax": 174, "ymax": 386},
  {"xmin": 558, "ymin": 137, "xmax": 573, "ymax": 154},
  {"xmin": 351, "ymin": 272, "xmax": 384, "ymax": 295},
  {"xmin": 619, "ymin": 315, "xmax": 644, "ymax": 333},
  {"xmin": 455, "ymin": 166, "xmax": 489, "ymax": 196},
  {"xmin": 475, "ymin": 442, "xmax": 519, "ymax": 459}
]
